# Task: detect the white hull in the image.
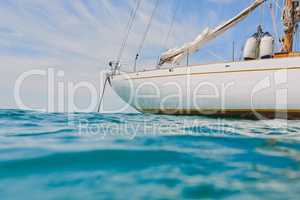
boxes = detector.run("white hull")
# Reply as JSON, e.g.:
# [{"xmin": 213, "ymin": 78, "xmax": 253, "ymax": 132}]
[{"xmin": 111, "ymin": 57, "xmax": 300, "ymax": 119}]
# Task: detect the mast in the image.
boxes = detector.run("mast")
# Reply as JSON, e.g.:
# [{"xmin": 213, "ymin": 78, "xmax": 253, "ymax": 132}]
[{"xmin": 282, "ymin": 0, "xmax": 295, "ymax": 52}]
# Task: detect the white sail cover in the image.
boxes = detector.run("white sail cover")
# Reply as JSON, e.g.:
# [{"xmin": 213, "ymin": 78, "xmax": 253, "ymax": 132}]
[{"xmin": 159, "ymin": 0, "xmax": 266, "ymax": 65}]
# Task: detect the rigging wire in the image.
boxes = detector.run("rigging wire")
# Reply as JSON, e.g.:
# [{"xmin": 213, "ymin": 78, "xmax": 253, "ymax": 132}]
[
  {"xmin": 269, "ymin": 1, "xmax": 280, "ymax": 50},
  {"xmin": 296, "ymin": 24, "xmax": 299, "ymax": 51},
  {"xmin": 136, "ymin": 0, "xmax": 160, "ymax": 58},
  {"xmin": 163, "ymin": 0, "xmax": 180, "ymax": 49},
  {"xmin": 273, "ymin": 0, "xmax": 282, "ymax": 11},
  {"xmin": 97, "ymin": 76, "xmax": 109, "ymax": 112},
  {"xmin": 273, "ymin": 0, "xmax": 281, "ymax": 29},
  {"xmin": 259, "ymin": 1, "xmax": 266, "ymax": 28},
  {"xmin": 98, "ymin": 1, "xmax": 142, "ymax": 112},
  {"xmin": 116, "ymin": 0, "xmax": 142, "ymax": 62},
  {"xmin": 259, "ymin": 2, "xmax": 263, "ymax": 26}
]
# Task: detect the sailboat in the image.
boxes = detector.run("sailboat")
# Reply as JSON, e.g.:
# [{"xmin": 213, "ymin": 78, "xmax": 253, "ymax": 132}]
[{"xmin": 103, "ymin": 0, "xmax": 300, "ymax": 119}]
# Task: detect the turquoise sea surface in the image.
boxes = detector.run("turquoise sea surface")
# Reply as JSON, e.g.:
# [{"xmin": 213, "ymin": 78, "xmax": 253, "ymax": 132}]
[{"xmin": 0, "ymin": 109, "xmax": 300, "ymax": 199}]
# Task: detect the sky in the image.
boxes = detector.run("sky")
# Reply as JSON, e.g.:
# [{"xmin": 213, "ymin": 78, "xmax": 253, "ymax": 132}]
[{"xmin": 0, "ymin": 0, "xmax": 289, "ymax": 113}]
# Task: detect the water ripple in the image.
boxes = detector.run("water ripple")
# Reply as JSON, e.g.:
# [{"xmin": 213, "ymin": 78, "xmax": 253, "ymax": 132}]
[{"xmin": 0, "ymin": 109, "xmax": 300, "ymax": 199}]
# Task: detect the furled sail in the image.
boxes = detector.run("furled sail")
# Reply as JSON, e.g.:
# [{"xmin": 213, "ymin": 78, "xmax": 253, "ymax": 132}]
[{"xmin": 159, "ymin": 0, "xmax": 266, "ymax": 65}]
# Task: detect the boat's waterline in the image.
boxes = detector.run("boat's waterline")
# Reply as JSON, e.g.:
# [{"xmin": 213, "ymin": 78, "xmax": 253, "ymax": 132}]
[
  {"xmin": 111, "ymin": 57, "xmax": 300, "ymax": 119},
  {"xmin": 137, "ymin": 109, "xmax": 300, "ymax": 119}
]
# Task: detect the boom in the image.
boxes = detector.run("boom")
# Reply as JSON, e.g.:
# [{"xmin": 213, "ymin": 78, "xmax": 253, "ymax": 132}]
[{"xmin": 159, "ymin": 0, "xmax": 266, "ymax": 65}]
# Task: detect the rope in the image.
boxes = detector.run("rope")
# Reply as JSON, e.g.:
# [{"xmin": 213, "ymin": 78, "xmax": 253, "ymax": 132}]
[
  {"xmin": 163, "ymin": 0, "xmax": 180, "ymax": 49},
  {"xmin": 136, "ymin": 0, "xmax": 160, "ymax": 56},
  {"xmin": 117, "ymin": 0, "xmax": 142, "ymax": 62}
]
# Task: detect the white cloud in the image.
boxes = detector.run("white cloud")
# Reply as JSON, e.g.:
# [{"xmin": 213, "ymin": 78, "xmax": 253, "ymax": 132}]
[
  {"xmin": 1, "ymin": 0, "xmax": 266, "ymax": 112},
  {"xmin": 0, "ymin": 0, "xmax": 205, "ymax": 112},
  {"xmin": 208, "ymin": 0, "xmax": 238, "ymax": 4}
]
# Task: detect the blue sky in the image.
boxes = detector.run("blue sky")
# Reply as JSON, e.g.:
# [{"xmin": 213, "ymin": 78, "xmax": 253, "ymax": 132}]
[{"xmin": 0, "ymin": 0, "xmax": 290, "ymax": 112}]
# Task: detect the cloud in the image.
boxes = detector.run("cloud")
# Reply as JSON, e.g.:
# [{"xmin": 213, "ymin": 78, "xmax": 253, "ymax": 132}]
[
  {"xmin": 0, "ymin": 0, "xmax": 204, "ymax": 112},
  {"xmin": 208, "ymin": 0, "xmax": 238, "ymax": 4},
  {"xmin": 0, "ymin": 0, "xmax": 277, "ymax": 112}
]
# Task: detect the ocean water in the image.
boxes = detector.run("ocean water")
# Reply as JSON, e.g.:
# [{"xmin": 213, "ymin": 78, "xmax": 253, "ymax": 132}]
[{"xmin": 0, "ymin": 109, "xmax": 300, "ymax": 199}]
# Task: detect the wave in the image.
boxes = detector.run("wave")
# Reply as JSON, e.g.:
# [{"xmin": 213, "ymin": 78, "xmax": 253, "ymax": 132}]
[
  {"xmin": 0, "ymin": 149, "xmax": 192, "ymax": 178},
  {"xmin": 1, "ymin": 109, "xmax": 300, "ymax": 199}
]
